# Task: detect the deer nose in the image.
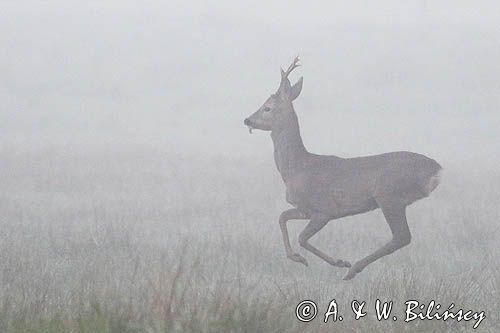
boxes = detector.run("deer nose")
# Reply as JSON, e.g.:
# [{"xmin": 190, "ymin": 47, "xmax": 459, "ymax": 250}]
[{"xmin": 244, "ymin": 118, "xmax": 251, "ymax": 126}]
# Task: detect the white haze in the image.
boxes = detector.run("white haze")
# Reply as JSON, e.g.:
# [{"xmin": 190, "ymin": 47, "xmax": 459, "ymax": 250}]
[
  {"xmin": 1, "ymin": 2, "xmax": 500, "ymax": 331},
  {"xmin": 2, "ymin": 1, "xmax": 500, "ymax": 169}
]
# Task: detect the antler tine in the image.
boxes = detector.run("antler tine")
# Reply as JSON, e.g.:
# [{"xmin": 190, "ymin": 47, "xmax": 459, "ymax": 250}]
[{"xmin": 282, "ymin": 56, "xmax": 301, "ymax": 79}]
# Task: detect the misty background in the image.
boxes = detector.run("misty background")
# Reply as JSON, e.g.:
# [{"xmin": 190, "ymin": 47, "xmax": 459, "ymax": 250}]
[
  {"xmin": 1, "ymin": 2, "xmax": 500, "ymax": 331},
  {"xmin": 2, "ymin": 1, "xmax": 499, "ymax": 169}
]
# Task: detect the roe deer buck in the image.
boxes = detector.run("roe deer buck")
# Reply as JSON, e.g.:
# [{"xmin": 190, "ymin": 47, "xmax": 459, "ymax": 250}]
[{"xmin": 244, "ymin": 57, "xmax": 441, "ymax": 280}]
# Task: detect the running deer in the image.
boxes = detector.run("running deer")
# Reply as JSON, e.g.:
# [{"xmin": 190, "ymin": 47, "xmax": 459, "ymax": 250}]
[{"xmin": 244, "ymin": 57, "xmax": 441, "ymax": 280}]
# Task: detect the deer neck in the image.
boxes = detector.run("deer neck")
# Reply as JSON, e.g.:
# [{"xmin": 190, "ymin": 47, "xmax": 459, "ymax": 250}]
[{"xmin": 271, "ymin": 115, "xmax": 309, "ymax": 182}]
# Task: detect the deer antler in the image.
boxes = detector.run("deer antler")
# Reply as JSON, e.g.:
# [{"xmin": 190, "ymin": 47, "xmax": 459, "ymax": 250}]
[{"xmin": 281, "ymin": 56, "xmax": 301, "ymax": 79}]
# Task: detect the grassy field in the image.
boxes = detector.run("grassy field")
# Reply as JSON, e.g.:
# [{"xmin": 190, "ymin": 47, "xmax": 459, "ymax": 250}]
[{"xmin": 0, "ymin": 147, "xmax": 498, "ymax": 332}]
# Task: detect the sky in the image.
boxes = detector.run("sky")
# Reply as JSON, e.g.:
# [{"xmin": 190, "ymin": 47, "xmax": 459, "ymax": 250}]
[{"xmin": 1, "ymin": 1, "xmax": 499, "ymax": 167}]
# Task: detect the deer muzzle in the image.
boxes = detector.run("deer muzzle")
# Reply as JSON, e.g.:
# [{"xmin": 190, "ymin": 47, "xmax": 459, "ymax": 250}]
[{"xmin": 244, "ymin": 118, "xmax": 254, "ymax": 134}]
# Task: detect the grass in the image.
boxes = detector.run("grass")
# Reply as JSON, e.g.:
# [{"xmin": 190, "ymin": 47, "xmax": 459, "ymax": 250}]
[{"xmin": 0, "ymin": 147, "xmax": 498, "ymax": 332}]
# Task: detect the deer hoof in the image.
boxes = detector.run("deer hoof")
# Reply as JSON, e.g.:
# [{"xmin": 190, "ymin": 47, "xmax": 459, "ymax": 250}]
[
  {"xmin": 343, "ymin": 264, "xmax": 362, "ymax": 280},
  {"xmin": 338, "ymin": 260, "xmax": 352, "ymax": 268},
  {"xmin": 325, "ymin": 258, "xmax": 351, "ymax": 268},
  {"xmin": 343, "ymin": 271, "xmax": 356, "ymax": 280},
  {"xmin": 288, "ymin": 253, "xmax": 308, "ymax": 266}
]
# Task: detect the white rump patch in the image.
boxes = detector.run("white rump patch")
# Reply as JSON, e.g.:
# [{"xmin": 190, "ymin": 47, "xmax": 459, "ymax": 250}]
[{"xmin": 425, "ymin": 169, "xmax": 442, "ymax": 195}]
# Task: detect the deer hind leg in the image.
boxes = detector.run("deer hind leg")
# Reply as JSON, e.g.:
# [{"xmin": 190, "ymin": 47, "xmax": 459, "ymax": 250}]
[
  {"xmin": 298, "ymin": 214, "xmax": 351, "ymax": 268},
  {"xmin": 279, "ymin": 208, "xmax": 310, "ymax": 266},
  {"xmin": 343, "ymin": 202, "xmax": 411, "ymax": 280}
]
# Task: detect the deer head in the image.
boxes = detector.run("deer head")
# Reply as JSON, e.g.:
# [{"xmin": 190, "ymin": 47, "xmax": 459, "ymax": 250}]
[{"xmin": 244, "ymin": 57, "xmax": 303, "ymax": 133}]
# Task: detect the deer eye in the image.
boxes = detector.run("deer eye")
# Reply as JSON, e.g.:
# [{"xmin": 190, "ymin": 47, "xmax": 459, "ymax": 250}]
[{"xmin": 263, "ymin": 106, "xmax": 271, "ymax": 112}]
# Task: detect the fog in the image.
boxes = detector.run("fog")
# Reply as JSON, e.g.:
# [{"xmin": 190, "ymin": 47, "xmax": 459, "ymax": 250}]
[
  {"xmin": 1, "ymin": 1, "xmax": 499, "ymax": 332},
  {"xmin": 2, "ymin": 1, "xmax": 499, "ymax": 164}
]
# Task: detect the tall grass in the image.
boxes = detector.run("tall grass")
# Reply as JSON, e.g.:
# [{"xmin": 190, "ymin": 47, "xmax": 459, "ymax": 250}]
[{"xmin": 0, "ymin": 148, "xmax": 498, "ymax": 332}]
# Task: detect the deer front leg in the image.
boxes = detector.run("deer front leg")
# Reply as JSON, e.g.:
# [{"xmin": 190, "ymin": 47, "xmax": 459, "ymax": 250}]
[
  {"xmin": 279, "ymin": 208, "xmax": 309, "ymax": 266},
  {"xmin": 298, "ymin": 214, "xmax": 351, "ymax": 268}
]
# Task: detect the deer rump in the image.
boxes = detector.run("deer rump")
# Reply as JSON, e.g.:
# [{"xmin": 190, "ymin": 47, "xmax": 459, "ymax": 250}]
[{"xmin": 285, "ymin": 151, "xmax": 442, "ymax": 218}]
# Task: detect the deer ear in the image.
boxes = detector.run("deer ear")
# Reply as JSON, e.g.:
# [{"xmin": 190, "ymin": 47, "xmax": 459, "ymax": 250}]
[{"xmin": 289, "ymin": 77, "xmax": 303, "ymax": 101}]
